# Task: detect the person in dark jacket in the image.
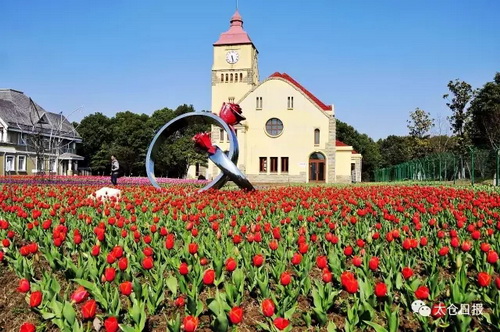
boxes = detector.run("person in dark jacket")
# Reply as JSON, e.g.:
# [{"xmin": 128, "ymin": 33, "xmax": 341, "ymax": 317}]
[{"xmin": 111, "ymin": 155, "xmax": 120, "ymax": 185}]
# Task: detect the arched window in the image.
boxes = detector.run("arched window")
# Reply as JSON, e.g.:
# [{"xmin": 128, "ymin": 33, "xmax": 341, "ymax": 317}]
[
  {"xmin": 314, "ymin": 129, "xmax": 320, "ymax": 145},
  {"xmin": 240, "ymin": 73, "xmax": 243, "ymax": 81},
  {"xmin": 221, "ymin": 74, "xmax": 224, "ymax": 82},
  {"xmin": 225, "ymin": 73, "xmax": 229, "ymax": 82},
  {"xmin": 235, "ymin": 73, "xmax": 239, "ymax": 82},
  {"xmin": 230, "ymin": 73, "xmax": 233, "ymax": 82}
]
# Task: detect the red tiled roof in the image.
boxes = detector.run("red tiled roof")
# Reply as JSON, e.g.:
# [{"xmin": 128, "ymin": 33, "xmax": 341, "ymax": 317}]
[
  {"xmin": 352, "ymin": 150, "xmax": 358, "ymax": 154},
  {"xmin": 269, "ymin": 72, "xmax": 332, "ymax": 111},
  {"xmin": 336, "ymin": 140, "xmax": 349, "ymax": 147},
  {"xmin": 214, "ymin": 10, "xmax": 253, "ymax": 46}
]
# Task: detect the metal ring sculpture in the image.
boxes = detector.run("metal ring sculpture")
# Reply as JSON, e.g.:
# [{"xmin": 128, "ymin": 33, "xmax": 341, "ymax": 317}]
[{"xmin": 146, "ymin": 112, "xmax": 254, "ymax": 192}]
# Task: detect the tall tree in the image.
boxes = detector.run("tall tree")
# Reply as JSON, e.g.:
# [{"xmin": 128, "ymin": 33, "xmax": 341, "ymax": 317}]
[
  {"xmin": 443, "ymin": 79, "xmax": 476, "ymax": 177},
  {"xmin": 443, "ymin": 79, "xmax": 476, "ymax": 146},
  {"xmin": 470, "ymin": 73, "xmax": 500, "ymax": 150},
  {"xmin": 336, "ymin": 120, "xmax": 381, "ymax": 181},
  {"xmin": 407, "ymin": 107, "xmax": 434, "ymax": 139},
  {"xmin": 407, "ymin": 107, "xmax": 435, "ymax": 158}
]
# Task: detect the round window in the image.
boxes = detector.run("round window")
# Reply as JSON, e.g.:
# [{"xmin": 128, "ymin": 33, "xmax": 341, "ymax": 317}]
[{"xmin": 265, "ymin": 118, "xmax": 283, "ymax": 137}]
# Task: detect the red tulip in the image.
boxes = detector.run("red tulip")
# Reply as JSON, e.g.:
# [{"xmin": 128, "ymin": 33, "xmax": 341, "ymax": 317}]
[
  {"xmin": 0, "ymin": 251, "xmax": 4, "ymax": 261},
  {"xmin": 322, "ymin": 270, "xmax": 333, "ymax": 283},
  {"xmin": 269, "ymin": 240, "xmax": 278, "ymax": 251},
  {"xmin": 104, "ymin": 267, "xmax": 116, "ymax": 282},
  {"xmin": 17, "ymin": 279, "xmax": 30, "ymax": 293},
  {"xmin": 182, "ymin": 315, "xmax": 199, "ymax": 332},
  {"xmin": 401, "ymin": 267, "xmax": 413, "ymax": 279},
  {"xmin": 316, "ymin": 255, "xmax": 328, "ymax": 269},
  {"xmin": 174, "ymin": 296, "xmax": 185, "ymax": 307},
  {"xmin": 203, "ymin": 269, "xmax": 215, "ymax": 285},
  {"xmin": 253, "ymin": 254, "xmax": 264, "ymax": 267},
  {"xmin": 415, "ymin": 286, "xmax": 430, "ymax": 300},
  {"xmin": 352, "ymin": 256, "xmax": 362, "ymax": 267},
  {"xmin": 29, "ymin": 291, "xmax": 43, "ymax": 307},
  {"xmin": 340, "ymin": 271, "xmax": 358, "ymax": 294},
  {"xmin": 106, "ymin": 253, "xmax": 117, "ymax": 264},
  {"xmin": 438, "ymin": 247, "xmax": 449, "ymax": 256},
  {"xmin": 193, "ymin": 132, "xmax": 216, "ymax": 154},
  {"xmin": 119, "ymin": 281, "xmax": 133, "ymax": 296},
  {"xmin": 179, "ymin": 262, "xmax": 189, "ymax": 275},
  {"xmin": 228, "ymin": 306, "xmax": 243, "ymax": 324},
  {"xmin": 225, "ymin": 257, "xmax": 237, "ymax": 272},
  {"xmin": 477, "ymin": 272, "xmax": 491, "ymax": 287},
  {"xmin": 19, "ymin": 322, "xmax": 36, "ymax": 332},
  {"xmin": 118, "ymin": 257, "xmax": 128, "ymax": 271},
  {"xmin": 344, "ymin": 246, "xmax": 353, "ymax": 256},
  {"xmin": 112, "ymin": 246, "xmax": 123, "ymax": 258},
  {"xmin": 81, "ymin": 299, "xmax": 97, "ymax": 319},
  {"xmin": 461, "ymin": 241, "xmax": 472, "ymax": 252},
  {"xmin": 91, "ymin": 245, "xmax": 100, "ymax": 256},
  {"xmin": 374, "ymin": 282, "xmax": 387, "ymax": 298},
  {"xmin": 495, "ymin": 276, "xmax": 500, "ymax": 289},
  {"xmin": 200, "ymin": 257, "xmax": 209, "ymax": 266},
  {"xmin": 188, "ymin": 243, "xmax": 198, "ymax": 255},
  {"xmin": 262, "ymin": 299, "xmax": 275, "ymax": 317},
  {"xmin": 291, "ymin": 253, "xmax": 302, "ymax": 265},
  {"xmin": 280, "ymin": 272, "xmax": 292, "ymax": 286},
  {"xmin": 142, "ymin": 256, "xmax": 154, "ymax": 270},
  {"xmin": 368, "ymin": 257, "xmax": 379, "ymax": 271},
  {"xmin": 273, "ymin": 317, "xmax": 290, "ymax": 331},
  {"xmin": 143, "ymin": 247, "xmax": 154, "ymax": 257},
  {"xmin": 165, "ymin": 234, "xmax": 175, "ymax": 249},
  {"xmin": 104, "ymin": 317, "xmax": 119, "ymax": 332},
  {"xmin": 70, "ymin": 286, "xmax": 89, "ymax": 303},
  {"xmin": 487, "ymin": 250, "xmax": 498, "ymax": 264}
]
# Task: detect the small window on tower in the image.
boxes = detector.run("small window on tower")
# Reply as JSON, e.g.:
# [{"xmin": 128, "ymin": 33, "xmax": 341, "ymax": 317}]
[
  {"xmin": 240, "ymin": 73, "xmax": 243, "ymax": 81},
  {"xmin": 230, "ymin": 73, "xmax": 233, "ymax": 82},
  {"xmin": 221, "ymin": 74, "xmax": 224, "ymax": 82},
  {"xmin": 235, "ymin": 73, "xmax": 239, "ymax": 82},
  {"xmin": 225, "ymin": 73, "xmax": 229, "ymax": 82},
  {"xmin": 287, "ymin": 96, "xmax": 294, "ymax": 109},
  {"xmin": 229, "ymin": 97, "xmax": 235, "ymax": 103}
]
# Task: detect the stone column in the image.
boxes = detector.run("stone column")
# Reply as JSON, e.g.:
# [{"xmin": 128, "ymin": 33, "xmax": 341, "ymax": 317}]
[{"xmin": 325, "ymin": 112, "xmax": 336, "ymax": 183}]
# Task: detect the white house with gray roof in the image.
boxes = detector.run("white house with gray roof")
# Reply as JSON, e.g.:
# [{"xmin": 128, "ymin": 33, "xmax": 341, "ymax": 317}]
[{"xmin": 0, "ymin": 89, "xmax": 84, "ymax": 176}]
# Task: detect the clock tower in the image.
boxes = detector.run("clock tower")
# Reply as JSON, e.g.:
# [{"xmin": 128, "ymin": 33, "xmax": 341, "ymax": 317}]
[{"xmin": 211, "ymin": 10, "xmax": 259, "ymax": 112}]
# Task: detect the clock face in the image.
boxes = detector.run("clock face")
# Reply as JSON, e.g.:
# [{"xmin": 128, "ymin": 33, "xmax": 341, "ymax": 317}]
[{"xmin": 226, "ymin": 50, "xmax": 239, "ymax": 64}]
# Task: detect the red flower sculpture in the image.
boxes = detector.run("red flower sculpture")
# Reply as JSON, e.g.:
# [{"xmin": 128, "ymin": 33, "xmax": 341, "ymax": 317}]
[
  {"xmin": 219, "ymin": 102, "xmax": 246, "ymax": 127},
  {"xmin": 193, "ymin": 132, "xmax": 216, "ymax": 155}
]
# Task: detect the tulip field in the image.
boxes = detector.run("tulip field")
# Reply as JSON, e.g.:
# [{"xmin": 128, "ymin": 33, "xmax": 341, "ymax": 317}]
[{"xmin": 0, "ymin": 180, "xmax": 499, "ymax": 332}]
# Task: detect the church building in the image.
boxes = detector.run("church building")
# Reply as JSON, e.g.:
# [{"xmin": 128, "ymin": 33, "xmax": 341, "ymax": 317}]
[{"xmin": 193, "ymin": 11, "xmax": 362, "ymax": 183}]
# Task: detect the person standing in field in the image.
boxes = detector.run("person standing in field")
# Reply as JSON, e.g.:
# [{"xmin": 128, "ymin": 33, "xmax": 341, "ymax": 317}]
[{"xmin": 111, "ymin": 155, "xmax": 120, "ymax": 185}]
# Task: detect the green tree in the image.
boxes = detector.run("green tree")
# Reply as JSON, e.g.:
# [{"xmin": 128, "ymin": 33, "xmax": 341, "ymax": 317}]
[
  {"xmin": 336, "ymin": 120, "xmax": 382, "ymax": 181},
  {"xmin": 377, "ymin": 135, "xmax": 413, "ymax": 168},
  {"xmin": 407, "ymin": 107, "xmax": 435, "ymax": 158},
  {"xmin": 74, "ymin": 113, "xmax": 114, "ymax": 174},
  {"xmin": 110, "ymin": 111, "xmax": 152, "ymax": 176},
  {"xmin": 470, "ymin": 73, "xmax": 500, "ymax": 150},
  {"xmin": 407, "ymin": 107, "xmax": 434, "ymax": 139},
  {"xmin": 443, "ymin": 79, "xmax": 476, "ymax": 147}
]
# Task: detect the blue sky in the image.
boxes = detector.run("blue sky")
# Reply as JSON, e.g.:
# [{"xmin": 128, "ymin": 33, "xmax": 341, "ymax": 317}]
[{"xmin": 1, "ymin": 0, "xmax": 499, "ymax": 140}]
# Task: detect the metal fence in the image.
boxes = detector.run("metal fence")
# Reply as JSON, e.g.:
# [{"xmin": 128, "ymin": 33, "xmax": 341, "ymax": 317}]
[{"xmin": 374, "ymin": 148, "xmax": 500, "ymax": 185}]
